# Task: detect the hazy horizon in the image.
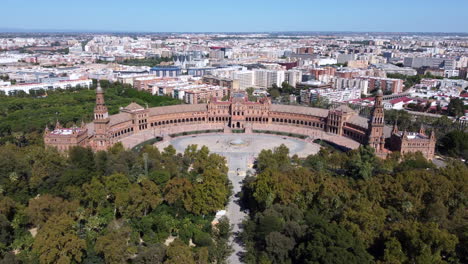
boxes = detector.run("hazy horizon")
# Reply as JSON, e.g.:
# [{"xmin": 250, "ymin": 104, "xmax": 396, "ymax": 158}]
[{"xmin": 2, "ymin": 0, "xmax": 468, "ymax": 33}]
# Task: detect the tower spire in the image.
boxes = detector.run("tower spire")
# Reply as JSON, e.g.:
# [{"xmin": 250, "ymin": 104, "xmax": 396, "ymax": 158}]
[
  {"xmin": 392, "ymin": 113, "xmax": 399, "ymax": 134},
  {"xmin": 419, "ymin": 124, "xmax": 425, "ymax": 135},
  {"xmin": 55, "ymin": 119, "xmax": 62, "ymax": 129},
  {"xmin": 392, "ymin": 121, "xmax": 399, "ymax": 134},
  {"xmin": 94, "ymin": 81, "xmax": 108, "ymax": 120}
]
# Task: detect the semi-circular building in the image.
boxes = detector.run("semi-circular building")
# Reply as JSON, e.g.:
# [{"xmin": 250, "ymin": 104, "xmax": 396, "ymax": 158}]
[{"xmin": 44, "ymin": 83, "xmax": 436, "ymax": 159}]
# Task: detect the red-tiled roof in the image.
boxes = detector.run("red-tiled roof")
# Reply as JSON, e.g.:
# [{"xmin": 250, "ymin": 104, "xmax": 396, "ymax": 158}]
[{"xmin": 389, "ymin": 97, "xmax": 412, "ymax": 105}]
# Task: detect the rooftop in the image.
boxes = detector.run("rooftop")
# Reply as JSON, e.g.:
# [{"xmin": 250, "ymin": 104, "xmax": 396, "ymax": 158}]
[{"xmin": 50, "ymin": 127, "xmax": 86, "ymax": 135}]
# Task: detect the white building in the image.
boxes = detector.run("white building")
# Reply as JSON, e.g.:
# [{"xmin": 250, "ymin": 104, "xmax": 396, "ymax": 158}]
[
  {"xmin": 337, "ymin": 54, "xmax": 357, "ymax": 64},
  {"xmin": 285, "ymin": 70, "xmax": 302, "ymax": 87},
  {"xmin": 253, "ymin": 69, "xmax": 285, "ymax": 89},
  {"xmin": 314, "ymin": 58, "xmax": 338, "ymax": 66},
  {"xmin": 209, "ymin": 66, "xmax": 247, "ymax": 79},
  {"xmin": 0, "ymin": 79, "xmax": 93, "ymax": 96},
  {"xmin": 0, "ymin": 80, "xmax": 11, "ymax": 87},
  {"xmin": 331, "ymin": 77, "xmax": 369, "ymax": 95},
  {"xmin": 307, "ymin": 87, "xmax": 361, "ymax": 103},
  {"xmin": 209, "ymin": 50, "xmax": 225, "ymax": 60}
]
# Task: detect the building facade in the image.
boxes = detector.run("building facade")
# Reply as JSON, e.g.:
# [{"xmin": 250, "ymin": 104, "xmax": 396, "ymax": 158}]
[
  {"xmin": 44, "ymin": 84, "xmax": 436, "ymax": 160},
  {"xmin": 232, "ymin": 71, "xmax": 254, "ymax": 90},
  {"xmin": 1, "ymin": 78, "xmax": 92, "ymax": 95},
  {"xmin": 150, "ymin": 66, "xmax": 181, "ymax": 77},
  {"xmin": 202, "ymin": 75, "xmax": 239, "ymax": 90},
  {"xmin": 389, "ymin": 125, "xmax": 436, "ymax": 160},
  {"xmin": 362, "ymin": 77, "xmax": 404, "ymax": 94}
]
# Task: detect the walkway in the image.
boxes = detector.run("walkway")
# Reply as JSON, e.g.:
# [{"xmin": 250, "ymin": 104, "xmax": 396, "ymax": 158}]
[{"xmin": 225, "ymin": 153, "xmax": 249, "ymax": 264}]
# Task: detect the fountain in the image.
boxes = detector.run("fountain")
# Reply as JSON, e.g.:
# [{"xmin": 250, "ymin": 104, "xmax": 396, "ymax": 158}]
[{"xmin": 229, "ymin": 138, "xmax": 247, "ymax": 146}]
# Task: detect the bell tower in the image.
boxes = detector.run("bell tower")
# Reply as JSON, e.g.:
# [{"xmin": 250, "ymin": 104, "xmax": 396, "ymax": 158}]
[
  {"xmin": 94, "ymin": 81, "xmax": 108, "ymax": 120},
  {"xmin": 93, "ymin": 81, "xmax": 110, "ymax": 151},
  {"xmin": 367, "ymin": 88, "xmax": 385, "ymax": 152}
]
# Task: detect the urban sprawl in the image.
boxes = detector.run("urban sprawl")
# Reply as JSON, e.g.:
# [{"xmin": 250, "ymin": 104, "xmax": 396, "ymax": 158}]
[{"xmin": 1, "ymin": 33, "xmax": 467, "ymax": 126}]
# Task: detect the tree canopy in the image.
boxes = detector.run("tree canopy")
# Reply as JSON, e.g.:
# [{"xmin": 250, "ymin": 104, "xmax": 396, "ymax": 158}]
[
  {"xmin": 0, "ymin": 143, "xmax": 232, "ymax": 263},
  {"xmin": 241, "ymin": 145, "xmax": 467, "ymax": 264}
]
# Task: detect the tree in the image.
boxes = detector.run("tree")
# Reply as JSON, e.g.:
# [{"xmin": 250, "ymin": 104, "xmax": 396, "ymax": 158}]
[
  {"xmin": 0, "ymin": 196, "xmax": 17, "ymax": 220},
  {"xmin": 26, "ymin": 194, "xmax": 78, "ymax": 227},
  {"xmin": 294, "ymin": 214, "xmax": 373, "ymax": 264},
  {"xmin": 265, "ymin": 232, "xmax": 295, "ymax": 263},
  {"xmin": 68, "ymin": 146, "xmax": 95, "ymax": 173},
  {"xmin": 0, "ymin": 253, "xmax": 20, "ymax": 264},
  {"xmin": 164, "ymin": 239, "xmax": 195, "ymax": 264},
  {"xmin": 95, "ymin": 223, "xmax": 135, "ymax": 264},
  {"xmin": 345, "ymin": 146, "xmax": 376, "ymax": 180},
  {"xmin": 256, "ymin": 144, "xmax": 290, "ymax": 173},
  {"xmin": 132, "ymin": 244, "xmax": 166, "ymax": 264},
  {"xmin": 210, "ymin": 216, "xmax": 233, "ymax": 263},
  {"xmin": 447, "ymin": 98, "xmax": 465, "ymax": 117},
  {"xmin": 190, "ymin": 169, "xmax": 229, "ymax": 215},
  {"xmin": 118, "ymin": 179, "xmax": 162, "ymax": 218},
  {"xmin": 383, "ymin": 221, "xmax": 458, "ymax": 264},
  {"xmin": 29, "ymin": 147, "xmax": 67, "ymax": 193},
  {"xmin": 384, "ymin": 110, "xmax": 413, "ymax": 131},
  {"xmin": 0, "ymin": 214, "xmax": 13, "ymax": 254},
  {"xmin": 195, "ymin": 247, "xmax": 209, "ymax": 264},
  {"xmin": 149, "ymin": 170, "xmax": 171, "ymax": 186},
  {"xmin": 103, "ymin": 173, "xmax": 131, "ymax": 201},
  {"xmin": 395, "ymin": 152, "xmax": 435, "ymax": 172},
  {"xmin": 33, "ymin": 214, "xmax": 86, "ymax": 264},
  {"xmin": 381, "ymin": 237, "xmax": 408, "ymax": 263},
  {"xmin": 245, "ymin": 87, "xmax": 257, "ymax": 101},
  {"xmin": 438, "ymin": 130, "xmax": 468, "ymax": 160},
  {"xmin": 82, "ymin": 177, "xmax": 107, "ymax": 210},
  {"xmin": 139, "ymin": 179, "xmax": 163, "ymax": 214},
  {"xmin": 340, "ymin": 198, "xmax": 386, "ymax": 247},
  {"xmin": 251, "ymin": 168, "xmax": 308, "ymax": 209},
  {"xmin": 267, "ymin": 87, "xmax": 281, "ymax": 99},
  {"xmin": 281, "ymin": 81, "xmax": 295, "ymax": 95},
  {"xmin": 164, "ymin": 178, "xmax": 193, "ymax": 211}
]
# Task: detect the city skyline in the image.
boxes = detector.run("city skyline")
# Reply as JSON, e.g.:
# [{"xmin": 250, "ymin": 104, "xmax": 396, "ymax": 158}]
[{"xmin": 2, "ymin": 0, "xmax": 468, "ymax": 33}]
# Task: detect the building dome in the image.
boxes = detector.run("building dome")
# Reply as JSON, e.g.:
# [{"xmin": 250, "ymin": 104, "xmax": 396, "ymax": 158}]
[
  {"xmin": 376, "ymin": 88, "xmax": 383, "ymax": 96},
  {"xmin": 96, "ymin": 81, "xmax": 104, "ymax": 93}
]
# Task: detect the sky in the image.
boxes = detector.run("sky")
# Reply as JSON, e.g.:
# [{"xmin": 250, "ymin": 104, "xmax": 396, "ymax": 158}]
[{"xmin": 1, "ymin": 0, "xmax": 467, "ymax": 33}]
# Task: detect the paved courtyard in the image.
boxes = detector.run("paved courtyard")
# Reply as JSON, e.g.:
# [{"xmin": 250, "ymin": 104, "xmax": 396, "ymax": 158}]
[
  {"xmin": 157, "ymin": 133, "xmax": 321, "ymax": 159},
  {"xmin": 157, "ymin": 133, "xmax": 321, "ymax": 264}
]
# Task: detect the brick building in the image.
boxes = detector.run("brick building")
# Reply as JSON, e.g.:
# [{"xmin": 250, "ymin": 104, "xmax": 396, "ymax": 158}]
[
  {"xmin": 44, "ymin": 121, "xmax": 89, "ymax": 152},
  {"xmin": 202, "ymin": 75, "xmax": 239, "ymax": 90},
  {"xmin": 44, "ymin": 84, "xmax": 435, "ymax": 160},
  {"xmin": 364, "ymin": 77, "xmax": 404, "ymax": 94},
  {"xmin": 389, "ymin": 125, "xmax": 436, "ymax": 160}
]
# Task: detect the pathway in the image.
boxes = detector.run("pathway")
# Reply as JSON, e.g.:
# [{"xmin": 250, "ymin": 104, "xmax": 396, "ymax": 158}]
[{"xmin": 223, "ymin": 153, "xmax": 249, "ymax": 264}]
